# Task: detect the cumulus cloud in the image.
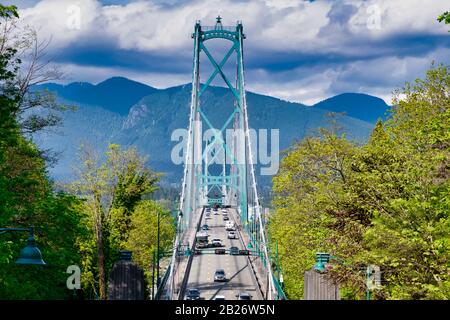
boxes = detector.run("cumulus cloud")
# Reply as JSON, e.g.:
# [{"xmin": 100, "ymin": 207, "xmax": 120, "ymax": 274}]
[
  {"xmin": 348, "ymin": 0, "xmax": 449, "ymax": 37},
  {"xmin": 14, "ymin": 0, "xmax": 450, "ymax": 104}
]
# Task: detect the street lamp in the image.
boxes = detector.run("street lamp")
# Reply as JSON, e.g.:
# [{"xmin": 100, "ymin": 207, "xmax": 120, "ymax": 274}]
[
  {"xmin": 313, "ymin": 252, "xmax": 330, "ymax": 272},
  {"xmin": 0, "ymin": 227, "xmax": 46, "ymax": 265},
  {"xmin": 156, "ymin": 209, "xmax": 161, "ymax": 289}
]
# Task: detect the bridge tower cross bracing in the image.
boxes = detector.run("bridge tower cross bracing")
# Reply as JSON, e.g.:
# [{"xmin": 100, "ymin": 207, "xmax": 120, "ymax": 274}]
[{"xmin": 165, "ymin": 17, "xmax": 280, "ymax": 300}]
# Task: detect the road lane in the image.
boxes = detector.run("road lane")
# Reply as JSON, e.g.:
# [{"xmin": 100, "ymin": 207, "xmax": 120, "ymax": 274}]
[{"xmin": 185, "ymin": 208, "xmax": 262, "ymax": 300}]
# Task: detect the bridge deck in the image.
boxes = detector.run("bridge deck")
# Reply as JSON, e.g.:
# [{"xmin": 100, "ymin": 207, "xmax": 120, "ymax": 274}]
[{"xmin": 186, "ymin": 208, "xmax": 263, "ymax": 300}]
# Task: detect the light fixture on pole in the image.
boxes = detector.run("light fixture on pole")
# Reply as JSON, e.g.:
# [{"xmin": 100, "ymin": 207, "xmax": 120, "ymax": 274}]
[{"xmin": 0, "ymin": 227, "xmax": 46, "ymax": 265}]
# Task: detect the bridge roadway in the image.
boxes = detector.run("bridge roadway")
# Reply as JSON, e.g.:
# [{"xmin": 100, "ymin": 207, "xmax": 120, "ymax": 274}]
[{"xmin": 185, "ymin": 208, "xmax": 263, "ymax": 300}]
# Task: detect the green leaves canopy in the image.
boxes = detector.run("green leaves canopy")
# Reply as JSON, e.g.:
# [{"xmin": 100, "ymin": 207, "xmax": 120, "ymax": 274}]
[{"xmin": 270, "ymin": 65, "xmax": 450, "ymax": 300}]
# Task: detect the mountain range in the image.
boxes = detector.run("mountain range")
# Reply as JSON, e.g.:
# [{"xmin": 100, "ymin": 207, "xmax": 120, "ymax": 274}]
[{"xmin": 32, "ymin": 77, "xmax": 389, "ymax": 185}]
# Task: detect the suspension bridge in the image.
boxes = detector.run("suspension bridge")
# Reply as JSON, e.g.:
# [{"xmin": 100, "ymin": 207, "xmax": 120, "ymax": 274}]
[{"xmin": 157, "ymin": 17, "xmax": 285, "ymax": 301}]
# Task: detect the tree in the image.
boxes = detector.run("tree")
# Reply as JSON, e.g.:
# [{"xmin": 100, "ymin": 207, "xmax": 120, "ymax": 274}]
[
  {"xmin": 270, "ymin": 129, "xmax": 360, "ymax": 298},
  {"xmin": 270, "ymin": 64, "xmax": 450, "ymax": 300},
  {"xmin": 126, "ymin": 200, "xmax": 175, "ymax": 286},
  {"xmin": 0, "ymin": 4, "xmax": 20, "ymax": 142},
  {"xmin": 438, "ymin": 11, "xmax": 450, "ymax": 30},
  {"xmin": 1, "ymin": 6, "xmax": 86, "ymax": 299},
  {"xmin": 359, "ymin": 65, "xmax": 450, "ymax": 299},
  {"xmin": 0, "ymin": 4, "xmax": 70, "ymax": 136},
  {"xmin": 72, "ymin": 143, "xmax": 159, "ymax": 299}
]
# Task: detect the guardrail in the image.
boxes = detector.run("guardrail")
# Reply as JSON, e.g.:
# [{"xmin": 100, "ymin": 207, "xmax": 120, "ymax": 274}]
[
  {"xmin": 177, "ymin": 207, "xmax": 205, "ymax": 300},
  {"xmin": 154, "ymin": 264, "xmax": 171, "ymax": 300}
]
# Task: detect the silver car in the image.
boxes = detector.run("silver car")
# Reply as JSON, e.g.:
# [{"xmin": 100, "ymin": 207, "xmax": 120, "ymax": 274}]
[
  {"xmin": 228, "ymin": 231, "xmax": 237, "ymax": 239},
  {"xmin": 214, "ymin": 269, "xmax": 226, "ymax": 282}
]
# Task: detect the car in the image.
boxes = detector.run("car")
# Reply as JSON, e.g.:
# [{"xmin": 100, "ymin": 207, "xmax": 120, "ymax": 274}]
[
  {"xmin": 214, "ymin": 210, "xmax": 219, "ymax": 215},
  {"xmin": 222, "ymin": 209, "xmax": 228, "ymax": 214},
  {"xmin": 213, "ymin": 295, "xmax": 226, "ymax": 300},
  {"xmin": 196, "ymin": 241, "xmax": 209, "ymax": 248},
  {"xmin": 223, "ymin": 215, "xmax": 229, "ymax": 221},
  {"xmin": 185, "ymin": 288, "xmax": 201, "ymax": 300},
  {"xmin": 228, "ymin": 231, "xmax": 237, "ymax": 239},
  {"xmin": 229, "ymin": 246, "xmax": 239, "ymax": 255},
  {"xmin": 236, "ymin": 292, "xmax": 252, "ymax": 300},
  {"xmin": 211, "ymin": 238, "xmax": 222, "ymax": 247},
  {"xmin": 214, "ymin": 269, "xmax": 226, "ymax": 282},
  {"xmin": 201, "ymin": 224, "xmax": 209, "ymax": 231},
  {"xmin": 225, "ymin": 222, "xmax": 236, "ymax": 231}
]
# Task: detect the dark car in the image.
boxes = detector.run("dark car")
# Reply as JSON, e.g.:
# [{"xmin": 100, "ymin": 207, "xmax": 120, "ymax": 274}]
[
  {"xmin": 229, "ymin": 246, "xmax": 239, "ymax": 255},
  {"xmin": 236, "ymin": 292, "xmax": 252, "ymax": 300},
  {"xmin": 201, "ymin": 224, "xmax": 209, "ymax": 231},
  {"xmin": 185, "ymin": 288, "xmax": 201, "ymax": 300}
]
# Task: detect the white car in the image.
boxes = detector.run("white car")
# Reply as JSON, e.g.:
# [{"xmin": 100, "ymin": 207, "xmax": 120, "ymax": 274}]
[
  {"xmin": 212, "ymin": 238, "xmax": 223, "ymax": 247},
  {"xmin": 225, "ymin": 222, "xmax": 236, "ymax": 231},
  {"xmin": 213, "ymin": 295, "xmax": 226, "ymax": 300},
  {"xmin": 228, "ymin": 231, "xmax": 237, "ymax": 239}
]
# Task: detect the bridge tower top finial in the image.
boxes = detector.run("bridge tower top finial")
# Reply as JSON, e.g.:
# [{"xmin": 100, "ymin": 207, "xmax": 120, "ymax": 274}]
[{"xmin": 215, "ymin": 15, "xmax": 223, "ymax": 30}]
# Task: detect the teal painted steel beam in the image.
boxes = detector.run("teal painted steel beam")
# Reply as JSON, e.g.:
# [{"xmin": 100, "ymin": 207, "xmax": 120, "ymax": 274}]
[
  {"xmin": 199, "ymin": 44, "xmax": 236, "ymax": 97},
  {"xmin": 200, "ymin": 42, "xmax": 241, "ymax": 105}
]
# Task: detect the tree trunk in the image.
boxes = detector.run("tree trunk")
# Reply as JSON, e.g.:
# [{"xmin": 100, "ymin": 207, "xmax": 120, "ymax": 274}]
[
  {"xmin": 97, "ymin": 226, "xmax": 107, "ymax": 300},
  {"xmin": 94, "ymin": 190, "xmax": 107, "ymax": 300}
]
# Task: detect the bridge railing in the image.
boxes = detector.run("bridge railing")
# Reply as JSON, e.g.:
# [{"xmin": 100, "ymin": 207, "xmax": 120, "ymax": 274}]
[
  {"xmin": 201, "ymin": 25, "xmax": 236, "ymax": 32},
  {"xmin": 154, "ymin": 264, "xmax": 171, "ymax": 300}
]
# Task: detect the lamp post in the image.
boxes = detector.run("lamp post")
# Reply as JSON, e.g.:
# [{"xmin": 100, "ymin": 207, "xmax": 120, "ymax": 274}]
[
  {"xmin": 151, "ymin": 250, "xmax": 156, "ymax": 299},
  {"xmin": 156, "ymin": 209, "xmax": 161, "ymax": 289},
  {"xmin": 313, "ymin": 252, "xmax": 379, "ymax": 300},
  {"xmin": 0, "ymin": 227, "xmax": 46, "ymax": 265}
]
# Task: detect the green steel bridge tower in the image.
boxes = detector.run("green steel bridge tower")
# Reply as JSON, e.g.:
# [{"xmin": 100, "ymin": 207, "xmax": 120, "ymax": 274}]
[{"xmin": 164, "ymin": 17, "xmax": 285, "ymax": 300}]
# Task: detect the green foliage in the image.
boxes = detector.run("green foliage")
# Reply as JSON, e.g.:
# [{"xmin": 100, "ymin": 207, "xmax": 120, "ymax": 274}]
[
  {"xmin": 126, "ymin": 200, "xmax": 175, "ymax": 283},
  {"xmin": 0, "ymin": 112, "xmax": 85, "ymax": 300},
  {"xmin": 0, "ymin": 4, "xmax": 87, "ymax": 299},
  {"xmin": 72, "ymin": 143, "xmax": 161, "ymax": 299},
  {"xmin": 359, "ymin": 65, "xmax": 450, "ymax": 299},
  {"xmin": 271, "ymin": 64, "xmax": 450, "ymax": 300},
  {"xmin": 270, "ymin": 129, "xmax": 360, "ymax": 298},
  {"xmin": 438, "ymin": 11, "xmax": 450, "ymax": 30}
]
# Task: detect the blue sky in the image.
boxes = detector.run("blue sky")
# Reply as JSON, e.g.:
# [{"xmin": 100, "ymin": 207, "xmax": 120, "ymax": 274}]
[{"xmin": 9, "ymin": 0, "xmax": 450, "ymax": 104}]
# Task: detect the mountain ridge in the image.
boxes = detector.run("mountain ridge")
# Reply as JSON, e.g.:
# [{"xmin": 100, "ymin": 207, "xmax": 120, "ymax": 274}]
[
  {"xmin": 37, "ymin": 78, "xmax": 389, "ymax": 122},
  {"xmin": 37, "ymin": 76, "xmax": 158, "ymax": 115},
  {"xmin": 33, "ymin": 77, "xmax": 387, "ymax": 184}
]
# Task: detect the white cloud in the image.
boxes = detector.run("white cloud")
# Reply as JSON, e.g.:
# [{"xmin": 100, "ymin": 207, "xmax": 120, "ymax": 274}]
[
  {"xmin": 17, "ymin": 0, "xmax": 333, "ymax": 53},
  {"xmin": 347, "ymin": 0, "xmax": 449, "ymax": 37},
  {"xmin": 20, "ymin": 0, "xmax": 100, "ymax": 49},
  {"xmin": 16, "ymin": 0, "xmax": 450, "ymax": 104},
  {"xmin": 247, "ymin": 46, "xmax": 450, "ymax": 105}
]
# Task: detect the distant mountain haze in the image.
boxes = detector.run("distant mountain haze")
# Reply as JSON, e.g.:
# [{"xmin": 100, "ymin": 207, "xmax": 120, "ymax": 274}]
[{"xmin": 33, "ymin": 77, "xmax": 389, "ymax": 184}]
